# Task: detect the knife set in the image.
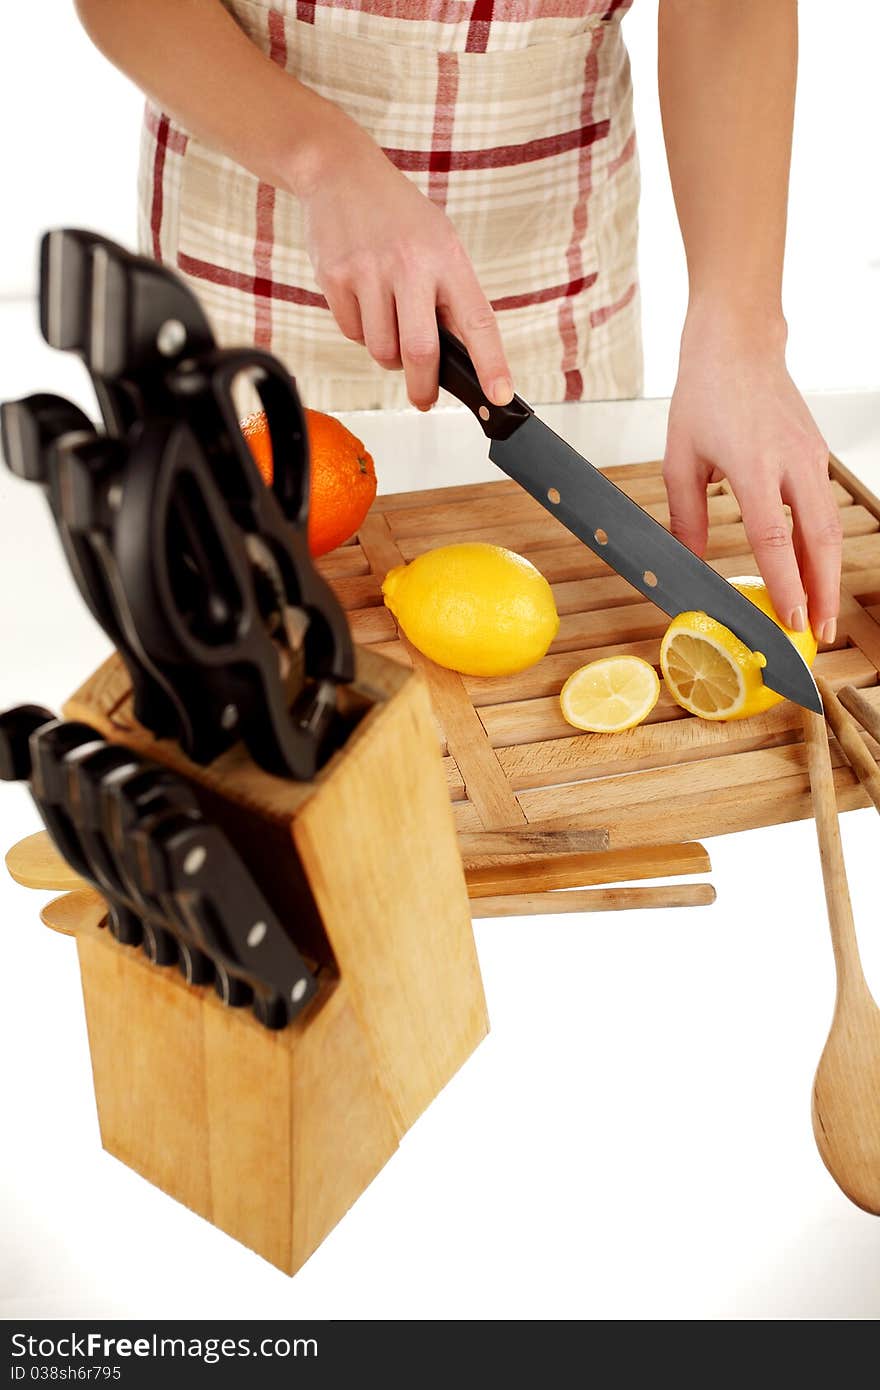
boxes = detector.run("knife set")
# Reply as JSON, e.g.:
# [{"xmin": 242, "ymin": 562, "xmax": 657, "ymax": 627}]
[
  {"xmin": 2, "ymin": 228, "xmax": 355, "ymax": 778},
  {"xmin": 1, "ymin": 231, "xmax": 487, "ymax": 1274},
  {"xmin": 0, "ymin": 705, "xmax": 318, "ymax": 1028}
]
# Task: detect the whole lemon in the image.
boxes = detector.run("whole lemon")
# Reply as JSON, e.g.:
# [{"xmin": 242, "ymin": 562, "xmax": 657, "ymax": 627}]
[
  {"xmin": 382, "ymin": 542, "xmax": 559, "ymax": 677},
  {"xmin": 660, "ymin": 575, "xmax": 818, "ymax": 721}
]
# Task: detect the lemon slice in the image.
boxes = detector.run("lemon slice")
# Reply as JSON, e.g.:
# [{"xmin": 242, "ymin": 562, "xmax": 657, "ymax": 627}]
[
  {"xmin": 560, "ymin": 656, "xmax": 661, "ymax": 732},
  {"xmin": 660, "ymin": 616, "xmax": 751, "ymax": 719},
  {"xmin": 660, "ymin": 578, "xmax": 818, "ymax": 722}
]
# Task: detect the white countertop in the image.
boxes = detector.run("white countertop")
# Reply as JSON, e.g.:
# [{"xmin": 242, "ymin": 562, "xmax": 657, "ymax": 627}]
[{"xmin": 2, "ymin": 296, "xmax": 880, "ymax": 1320}]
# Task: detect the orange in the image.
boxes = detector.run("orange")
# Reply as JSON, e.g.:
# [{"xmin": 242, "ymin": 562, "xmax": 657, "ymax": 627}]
[{"xmin": 241, "ymin": 408, "xmax": 377, "ymax": 557}]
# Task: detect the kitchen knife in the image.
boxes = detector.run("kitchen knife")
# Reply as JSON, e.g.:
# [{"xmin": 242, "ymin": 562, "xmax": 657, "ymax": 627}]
[
  {"xmin": 0, "ymin": 711, "xmax": 93, "ymax": 882},
  {"xmin": 0, "ymin": 396, "xmax": 182, "ymax": 740},
  {"xmin": 437, "ymin": 328, "xmax": 821, "ymax": 714},
  {"xmin": 17, "ymin": 717, "xmax": 143, "ymax": 946},
  {"xmin": 133, "ymin": 812, "xmax": 318, "ymax": 1028},
  {"xmin": 61, "ymin": 741, "xmax": 157, "ymax": 952},
  {"xmin": 99, "ymin": 763, "xmax": 215, "ymax": 984},
  {"xmin": 38, "ymin": 226, "xmax": 215, "ymax": 438},
  {"xmin": 1, "ymin": 705, "xmax": 317, "ymax": 1028}
]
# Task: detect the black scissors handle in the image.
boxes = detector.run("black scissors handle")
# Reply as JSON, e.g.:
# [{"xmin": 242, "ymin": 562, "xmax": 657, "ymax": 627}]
[{"xmin": 1, "ymin": 230, "xmax": 357, "ymax": 779}]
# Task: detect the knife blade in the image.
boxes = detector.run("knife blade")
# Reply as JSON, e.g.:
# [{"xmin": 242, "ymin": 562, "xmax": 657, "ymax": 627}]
[{"xmin": 437, "ymin": 328, "xmax": 821, "ymax": 714}]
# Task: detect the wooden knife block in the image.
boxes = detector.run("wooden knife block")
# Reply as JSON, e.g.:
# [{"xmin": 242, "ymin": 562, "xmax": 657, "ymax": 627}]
[{"xmin": 26, "ymin": 646, "xmax": 488, "ymax": 1275}]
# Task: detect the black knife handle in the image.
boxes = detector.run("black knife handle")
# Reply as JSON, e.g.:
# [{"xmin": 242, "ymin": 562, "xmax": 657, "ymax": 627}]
[
  {"xmin": 0, "ymin": 397, "xmax": 184, "ymax": 741},
  {"xmin": 0, "ymin": 706, "xmax": 55, "ymax": 781},
  {"xmin": 39, "ymin": 227, "xmax": 215, "ymax": 436},
  {"xmin": 0, "ymin": 394, "xmax": 93, "ymax": 485},
  {"xmin": 1, "ymin": 704, "xmax": 317, "ymax": 1028},
  {"xmin": 437, "ymin": 326, "xmax": 531, "ymax": 442}
]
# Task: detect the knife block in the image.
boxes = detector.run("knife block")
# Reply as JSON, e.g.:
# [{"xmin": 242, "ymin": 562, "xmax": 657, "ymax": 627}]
[{"xmin": 18, "ymin": 645, "xmax": 488, "ymax": 1275}]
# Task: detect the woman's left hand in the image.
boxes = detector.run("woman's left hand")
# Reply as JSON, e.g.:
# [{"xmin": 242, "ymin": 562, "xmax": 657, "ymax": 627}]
[{"xmin": 662, "ymin": 309, "xmax": 842, "ymax": 645}]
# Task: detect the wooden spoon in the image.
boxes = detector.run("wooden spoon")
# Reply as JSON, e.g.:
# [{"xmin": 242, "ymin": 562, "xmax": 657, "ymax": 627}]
[
  {"xmin": 803, "ymin": 708, "xmax": 880, "ymax": 1214},
  {"xmin": 40, "ymin": 888, "xmax": 107, "ymax": 938},
  {"xmin": 5, "ymin": 830, "xmax": 88, "ymax": 892}
]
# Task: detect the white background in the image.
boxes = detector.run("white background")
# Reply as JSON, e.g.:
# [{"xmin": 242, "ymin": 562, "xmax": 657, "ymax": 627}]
[{"xmin": 1, "ymin": 0, "xmax": 880, "ymax": 1324}]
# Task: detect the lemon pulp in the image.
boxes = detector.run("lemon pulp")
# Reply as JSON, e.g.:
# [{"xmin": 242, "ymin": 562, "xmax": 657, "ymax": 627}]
[
  {"xmin": 660, "ymin": 577, "xmax": 818, "ymax": 722},
  {"xmin": 560, "ymin": 655, "xmax": 661, "ymax": 732}
]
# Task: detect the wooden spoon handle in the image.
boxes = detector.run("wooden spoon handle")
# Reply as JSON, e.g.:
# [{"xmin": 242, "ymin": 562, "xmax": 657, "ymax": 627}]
[
  {"xmin": 466, "ymin": 840, "xmax": 711, "ymax": 898},
  {"xmin": 472, "ymin": 882, "xmax": 716, "ymax": 918},
  {"xmin": 802, "ymin": 709, "xmax": 867, "ymax": 999},
  {"xmin": 816, "ymin": 677, "xmax": 880, "ymax": 815},
  {"xmin": 838, "ymin": 683, "xmax": 880, "ymax": 745}
]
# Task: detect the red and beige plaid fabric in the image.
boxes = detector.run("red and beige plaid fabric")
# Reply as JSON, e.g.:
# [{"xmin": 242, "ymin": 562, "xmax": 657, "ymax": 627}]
[{"xmin": 138, "ymin": 0, "xmax": 642, "ymax": 409}]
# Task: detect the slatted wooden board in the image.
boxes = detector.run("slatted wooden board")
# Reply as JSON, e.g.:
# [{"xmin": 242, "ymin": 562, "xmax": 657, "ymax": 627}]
[{"xmin": 316, "ymin": 454, "xmax": 880, "ymax": 857}]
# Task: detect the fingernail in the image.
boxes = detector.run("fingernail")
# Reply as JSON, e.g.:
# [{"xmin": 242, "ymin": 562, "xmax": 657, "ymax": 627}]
[
  {"xmin": 819, "ymin": 619, "xmax": 837, "ymax": 645},
  {"xmin": 491, "ymin": 377, "xmax": 513, "ymax": 406},
  {"xmin": 789, "ymin": 605, "xmax": 807, "ymax": 633}
]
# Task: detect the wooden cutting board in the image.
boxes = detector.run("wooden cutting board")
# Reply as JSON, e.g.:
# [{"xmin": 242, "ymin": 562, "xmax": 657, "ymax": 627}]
[{"xmin": 317, "ymin": 454, "xmax": 880, "ymax": 857}]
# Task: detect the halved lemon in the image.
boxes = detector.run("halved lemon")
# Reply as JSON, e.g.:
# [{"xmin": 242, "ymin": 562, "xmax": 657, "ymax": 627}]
[
  {"xmin": 660, "ymin": 577, "xmax": 818, "ymax": 721},
  {"xmin": 560, "ymin": 655, "xmax": 661, "ymax": 732}
]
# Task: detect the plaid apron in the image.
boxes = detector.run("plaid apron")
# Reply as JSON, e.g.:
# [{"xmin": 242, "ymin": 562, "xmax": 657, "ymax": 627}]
[{"xmin": 138, "ymin": 0, "xmax": 642, "ymax": 410}]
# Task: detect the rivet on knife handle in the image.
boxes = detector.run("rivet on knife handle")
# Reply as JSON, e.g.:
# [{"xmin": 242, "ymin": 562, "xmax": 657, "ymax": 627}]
[
  {"xmin": 0, "ymin": 706, "xmax": 318, "ymax": 1030},
  {"xmin": 437, "ymin": 326, "xmax": 532, "ymax": 441}
]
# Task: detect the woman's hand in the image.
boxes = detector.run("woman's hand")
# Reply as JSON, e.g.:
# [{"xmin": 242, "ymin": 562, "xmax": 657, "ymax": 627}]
[
  {"xmin": 297, "ymin": 110, "xmax": 512, "ymax": 411},
  {"xmin": 74, "ymin": 2, "xmax": 511, "ymax": 411},
  {"xmin": 657, "ymin": 3, "xmax": 839, "ymax": 641},
  {"xmin": 663, "ymin": 309, "xmax": 842, "ymax": 644}
]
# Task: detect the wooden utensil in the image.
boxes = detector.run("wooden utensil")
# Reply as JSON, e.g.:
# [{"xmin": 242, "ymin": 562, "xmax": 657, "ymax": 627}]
[
  {"xmin": 464, "ymin": 840, "xmax": 711, "ymax": 900},
  {"xmin": 472, "ymin": 882, "xmax": 715, "ymax": 918},
  {"xmin": 815, "ymin": 676, "xmax": 880, "ymax": 814},
  {"xmin": 838, "ymin": 682, "xmax": 880, "ymax": 746},
  {"xmin": 5, "ymin": 830, "xmax": 88, "ymax": 892},
  {"xmin": 802, "ymin": 707, "xmax": 880, "ymax": 1214},
  {"xmin": 40, "ymin": 888, "xmax": 106, "ymax": 937}
]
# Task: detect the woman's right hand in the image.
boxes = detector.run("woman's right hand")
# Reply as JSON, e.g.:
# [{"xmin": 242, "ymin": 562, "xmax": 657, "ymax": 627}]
[
  {"xmin": 295, "ymin": 109, "xmax": 513, "ymax": 411},
  {"xmin": 74, "ymin": 2, "xmax": 507, "ymax": 409}
]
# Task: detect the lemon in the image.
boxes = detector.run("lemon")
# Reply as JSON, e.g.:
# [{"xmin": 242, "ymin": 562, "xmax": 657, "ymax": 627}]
[
  {"xmin": 560, "ymin": 656, "xmax": 661, "ymax": 732},
  {"xmin": 382, "ymin": 542, "xmax": 559, "ymax": 677},
  {"xmin": 660, "ymin": 576, "xmax": 818, "ymax": 721}
]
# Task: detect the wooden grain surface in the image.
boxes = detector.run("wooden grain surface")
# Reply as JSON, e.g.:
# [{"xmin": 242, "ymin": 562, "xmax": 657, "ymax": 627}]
[
  {"xmin": 53, "ymin": 646, "xmax": 483, "ymax": 1273},
  {"xmin": 6, "ymin": 831, "xmax": 88, "ymax": 893},
  {"xmin": 839, "ymin": 682, "xmax": 880, "ymax": 746},
  {"xmin": 66, "ymin": 646, "xmax": 489, "ymax": 1147},
  {"xmin": 816, "ymin": 677, "xmax": 880, "ymax": 815},
  {"xmin": 40, "ymin": 888, "xmax": 105, "ymax": 937},
  {"xmin": 802, "ymin": 709, "xmax": 880, "ymax": 1215},
  {"xmin": 293, "ymin": 668, "xmax": 488, "ymax": 1131},
  {"xmin": 321, "ymin": 457, "xmax": 880, "ymax": 860},
  {"xmin": 471, "ymin": 883, "xmax": 717, "ymax": 918},
  {"xmin": 464, "ymin": 841, "xmax": 711, "ymax": 899},
  {"xmin": 71, "ymin": 901, "xmax": 402, "ymax": 1272}
]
